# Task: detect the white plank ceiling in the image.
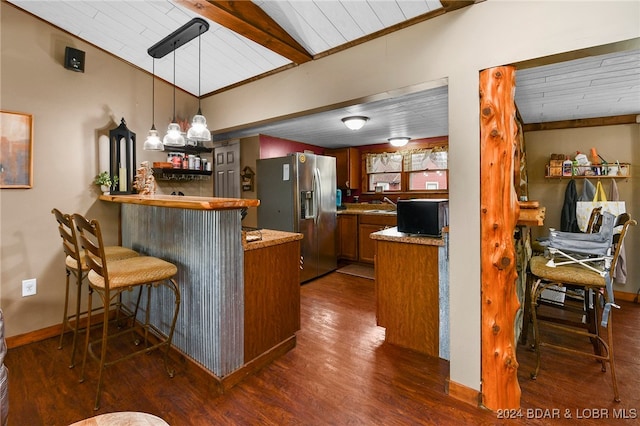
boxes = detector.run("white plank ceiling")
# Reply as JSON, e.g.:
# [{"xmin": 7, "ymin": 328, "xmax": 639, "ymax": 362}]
[{"xmin": 6, "ymin": 1, "xmax": 640, "ymax": 148}]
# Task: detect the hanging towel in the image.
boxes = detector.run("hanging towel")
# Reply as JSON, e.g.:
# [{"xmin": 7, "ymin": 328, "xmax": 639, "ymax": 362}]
[
  {"xmin": 579, "ymin": 179, "xmax": 596, "ymax": 201},
  {"xmin": 560, "ymin": 179, "xmax": 580, "ymax": 233},
  {"xmin": 609, "ymin": 179, "xmax": 627, "ymax": 283}
]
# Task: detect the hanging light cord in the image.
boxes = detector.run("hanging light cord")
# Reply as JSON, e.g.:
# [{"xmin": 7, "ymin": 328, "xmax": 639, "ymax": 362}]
[
  {"xmin": 172, "ymin": 42, "xmax": 177, "ymax": 122},
  {"xmin": 197, "ymin": 25, "xmax": 203, "ymax": 115},
  {"xmin": 151, "ymin": 58, "xmax": 156, "ymax": 129}
]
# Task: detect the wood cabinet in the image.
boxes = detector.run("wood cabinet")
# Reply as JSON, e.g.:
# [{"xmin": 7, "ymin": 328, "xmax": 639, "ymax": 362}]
[
  {"xmin": 358, "ymin": 214, "xmax": 396, "ymax": 263},
  {"xmin": 326, "ymin": 147, "xmax": 360, "ymax": 189},
  {"xmin": 375, "ymin": 240, "xmax": 440, "ymax": 357},
  {"xmin": 244, "ymin": 239, "xmax": 301, "ymax": 363},
  {"xmin": 337, "ymin": 214, "xmax": 358, "ymax": 261}
]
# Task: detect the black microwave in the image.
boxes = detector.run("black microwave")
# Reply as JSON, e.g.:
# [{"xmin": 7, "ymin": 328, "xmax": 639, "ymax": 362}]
[{"xmin": 397, "ymin": 199, "xmax": 449, "ymax": 237}]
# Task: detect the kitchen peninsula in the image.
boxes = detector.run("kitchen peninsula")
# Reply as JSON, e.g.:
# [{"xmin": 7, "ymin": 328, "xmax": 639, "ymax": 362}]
[
  {"xmin": 99, "ymin": 194, "xmax": 302, "ymax": 392},
  {"xmin": 371, "ymin": 227, "xmax": 449, "ymax": 360}
]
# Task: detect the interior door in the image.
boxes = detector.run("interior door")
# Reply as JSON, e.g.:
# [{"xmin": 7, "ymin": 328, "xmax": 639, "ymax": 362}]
[{"xmin": 214, "ymin": 142, "xmax": 240, "ymax": 198}]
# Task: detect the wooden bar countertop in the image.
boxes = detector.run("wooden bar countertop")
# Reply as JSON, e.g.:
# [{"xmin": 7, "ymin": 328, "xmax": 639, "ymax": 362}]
[
  {"xmin": 99, "ymin": 194, "xmax": 260, "ymax": 210},
  {"xmin": 370, "ymin": 226, "xmax": 447, "ymax": 246}
]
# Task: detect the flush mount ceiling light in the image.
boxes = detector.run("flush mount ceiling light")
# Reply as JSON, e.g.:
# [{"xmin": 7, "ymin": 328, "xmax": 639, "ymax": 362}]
[
  {"xmin": 186, "ymin": 21, "xmax": 211, "ymax": 143},
  {"xmin": 341, "ymin": 116, "xmax": 369, "ymax": 130},
  {"xmin": 388, "ymin": 137, "xmax": 410, "ymax": 147},
  {"xmin": 143, "ymin": 58, "xmax": 163, "ymax": 151}
]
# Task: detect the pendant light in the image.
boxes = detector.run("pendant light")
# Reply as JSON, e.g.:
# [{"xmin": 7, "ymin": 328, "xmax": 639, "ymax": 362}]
[
  {"xmin": 143, "ymin": 58, "xmax": 163, "ymax": 151},
  {"xmin": 186, "ymin": 23, "xmax": 211, "ymax": 143},
  {"xmin": 163, "ymin": 42, "xmax": 185, "ymax": 147}
]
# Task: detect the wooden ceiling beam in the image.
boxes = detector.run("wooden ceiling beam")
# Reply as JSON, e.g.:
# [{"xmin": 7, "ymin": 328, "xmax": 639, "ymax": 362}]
[
  {"xmin": 440, "ymin": 0, "xmax": 476, "ymax": 12},
  {"xmin": 522, "ymin": 114, "xmax": 639, "ymax": 132},
  {"xmin": 176, "ymin": 0, "xmax": 313, "ymax": 64}
]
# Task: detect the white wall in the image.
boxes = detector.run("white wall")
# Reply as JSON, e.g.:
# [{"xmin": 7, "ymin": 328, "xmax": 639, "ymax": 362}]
[{"xmin": 200, "ymin": 0, "xmax": 640, "ymax": 392}]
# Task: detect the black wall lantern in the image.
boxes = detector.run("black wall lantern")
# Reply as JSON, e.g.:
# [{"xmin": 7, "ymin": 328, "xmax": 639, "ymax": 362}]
[{"xmin": 109, "ymin": 118, "xmax": 136, "ymax": 194}]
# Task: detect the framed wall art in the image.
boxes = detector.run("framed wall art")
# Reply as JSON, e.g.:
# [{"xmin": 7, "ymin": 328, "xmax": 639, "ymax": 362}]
[{"xmin": 1, "ymin": 110, "xmax": 33, "ymax": 188}]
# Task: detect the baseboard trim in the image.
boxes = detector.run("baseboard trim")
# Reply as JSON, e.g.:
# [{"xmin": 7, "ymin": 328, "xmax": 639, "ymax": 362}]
[
  {"xmin": 446, "ymin": 378, "xmax": 481, "ymax": 407},
  {"xmin": 6, "ymin": 310, "xmax": 115, "ymax": 349},
  {"xmin": 166, "ymin": 335, "xmax": 297, "ymax": 395},
  {"xmin": 614, "ymin": 290, "xmax": 639, "ymax": 303}
]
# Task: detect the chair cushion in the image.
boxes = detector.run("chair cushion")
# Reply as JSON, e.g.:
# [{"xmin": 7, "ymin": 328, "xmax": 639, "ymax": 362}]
[
  {"xmin": 529, "ymin": 255, "xmax": 606, "ymax": 287},
  {"xmin": 66, "ymin": 246, "xmax": 138, "ymax": 271},
  {"xmin": 88, "ymin": 256, "xmax": 178, "ymax": 290}
]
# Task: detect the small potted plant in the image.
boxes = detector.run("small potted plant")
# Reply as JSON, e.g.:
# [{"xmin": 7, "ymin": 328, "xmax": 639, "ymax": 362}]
[{"xmin": 94, "ymin": 171, "xmax": 118, "ymax": 194}]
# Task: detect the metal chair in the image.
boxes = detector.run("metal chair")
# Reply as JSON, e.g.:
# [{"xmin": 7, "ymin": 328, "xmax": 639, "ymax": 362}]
[
  {"xmin": 529, "ymin": 212, "xmax": 636, "ymax": 402},
  {"xmin": 52, "ymin": 208, "xmax": 138, "ymax": 368},
  {"xmin": 73, "ymin": 213, "xmax": 181, "ymax": 410}
]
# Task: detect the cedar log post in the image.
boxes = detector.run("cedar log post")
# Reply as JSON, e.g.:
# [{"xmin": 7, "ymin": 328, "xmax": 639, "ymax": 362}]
[{"xmin": 479, "ymin": 66, "xmax": 521, "ymax": 410}]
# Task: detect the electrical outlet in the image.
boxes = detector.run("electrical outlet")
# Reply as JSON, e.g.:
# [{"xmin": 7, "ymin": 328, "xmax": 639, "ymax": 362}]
[{"xmin": 22, "ymin": 278, "xmax": 36, "ymax": 297}]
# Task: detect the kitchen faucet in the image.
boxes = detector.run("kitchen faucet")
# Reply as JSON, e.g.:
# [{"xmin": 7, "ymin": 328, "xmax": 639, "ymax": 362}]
[{"xmin": 382, "ymin": 196, "xmax": 397, "ymax": 209}]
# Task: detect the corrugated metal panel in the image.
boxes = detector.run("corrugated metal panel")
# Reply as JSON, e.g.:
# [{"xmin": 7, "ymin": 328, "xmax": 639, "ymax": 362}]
[
  {"xmin": 121, "ymin": 204, "xmax": 244, "ymax": 376},
  {"xmin": 438, "ymin": 233, "xmax": 449, "ymax": 361}
]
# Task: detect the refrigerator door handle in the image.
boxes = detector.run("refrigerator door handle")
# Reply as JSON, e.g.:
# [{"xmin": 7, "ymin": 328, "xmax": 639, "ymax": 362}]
[{"xmin": 313, "ymin": 167, "xmax": 321, "ymax": 224}]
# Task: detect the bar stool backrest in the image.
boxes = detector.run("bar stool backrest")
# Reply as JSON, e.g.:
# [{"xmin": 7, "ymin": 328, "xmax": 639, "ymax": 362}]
[
  {"xmin": 52, "ymin": 208, "xmax": 82, "ymax": 272},
  {"xmin": 73, "ymin": 214, "xmax": 108, "ymax": 285}
]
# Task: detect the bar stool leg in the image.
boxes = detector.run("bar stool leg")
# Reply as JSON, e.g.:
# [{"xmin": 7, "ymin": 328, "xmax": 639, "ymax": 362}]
[
  {"xmin": 161, "ymin": 278, "xmax": 180, "ymax": 377},
  {"xmin": 530, "ymin": 278, "xmax": 543, "ymax": 380},
  {"xmin": 58, "ymin": 270, "xmax": 72, "ymax": 351}
]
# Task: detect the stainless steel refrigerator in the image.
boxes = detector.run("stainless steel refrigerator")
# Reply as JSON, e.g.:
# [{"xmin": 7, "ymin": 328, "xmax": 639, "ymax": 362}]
[{"xmin": 257, "ymin": 153, "xmax": 337, "ymax": 283}]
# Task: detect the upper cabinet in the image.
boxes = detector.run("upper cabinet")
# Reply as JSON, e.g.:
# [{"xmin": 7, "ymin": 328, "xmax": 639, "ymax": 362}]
[{"xmin": 326, "ymin": 147, "xmax": 360, "ymax": 190}]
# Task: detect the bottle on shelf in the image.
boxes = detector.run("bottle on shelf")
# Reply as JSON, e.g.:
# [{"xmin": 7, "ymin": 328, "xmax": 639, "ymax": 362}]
[{"xmin": 562, "ymin": 157, "xmax": 572, "ymax": 176}]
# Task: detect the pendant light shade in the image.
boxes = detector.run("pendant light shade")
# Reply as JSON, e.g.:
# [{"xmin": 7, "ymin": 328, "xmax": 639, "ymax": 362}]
[
  {"xmin": 143, "ymin": 126, "xmax": 163, "ymax": 151},
  {"xmin": 187, "ymin": 112, "xmax": 211, "ymax": 141},
  {"xmin": 187, "ymin": 23, "xmax": 211, "ymax": 142},
  {"xmin": 163, "ymin": 44, "xmax": 185, "ymax": 147},
  {"xmin": 143, "ymin": 59, "xmax": 164, "ymax": 151}
]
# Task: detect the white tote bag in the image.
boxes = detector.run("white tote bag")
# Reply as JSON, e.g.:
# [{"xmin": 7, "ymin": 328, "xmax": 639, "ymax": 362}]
[{"xmin": 576, "ymin": 181, "xmax": 625, "ymax": 232}]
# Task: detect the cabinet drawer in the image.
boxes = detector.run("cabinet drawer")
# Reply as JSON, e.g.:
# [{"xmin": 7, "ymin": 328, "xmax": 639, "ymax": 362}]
[{"xmin": 359, "ymin": 214, "xmax": 397, "ymax": 227}]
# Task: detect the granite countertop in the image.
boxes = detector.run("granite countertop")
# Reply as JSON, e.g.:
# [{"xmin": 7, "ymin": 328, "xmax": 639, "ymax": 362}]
[
  {"xmin": 337, "ymin": 204, "xmax": 397, "ymax": 216},
  {"xmin": 99, "ymin": 194, "xmax": 259, "ymax": 210},
  {"xmin": 370, "ymin": 226, "xmax": 446, "ymax": 246},
  {"xmin": 243, "ymin": 229, "xmax": 303, "ymax": 251}
]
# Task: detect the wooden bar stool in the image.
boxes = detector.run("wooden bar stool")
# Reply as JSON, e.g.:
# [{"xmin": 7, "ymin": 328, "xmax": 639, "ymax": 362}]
[
  {"xmin": 529, "ymin": 213, "xmax": 635, "ymax": 402},
  {"xmin": 73, "ymin": 213, "xmax": 181, "ymax": 410},
  {"xmin": 52, "ymin": 209, "xmax": 138, "ymax": 368}
]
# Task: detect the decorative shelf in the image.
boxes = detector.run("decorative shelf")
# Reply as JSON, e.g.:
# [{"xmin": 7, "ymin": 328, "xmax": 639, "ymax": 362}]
[
  {"xmin": 163, "ymin": 145, "xmax": 213, "ymax": 154},
  {"xmin": 545, "ymin": 162, "xmax": 630, "ymax": 179},
  {"xmin": 152, "ymin": 167, "xmax": 212, "ymax": 181},
  {"xmin": 544, "ymin": 174, "xmax": 630, "ymax": 179}
]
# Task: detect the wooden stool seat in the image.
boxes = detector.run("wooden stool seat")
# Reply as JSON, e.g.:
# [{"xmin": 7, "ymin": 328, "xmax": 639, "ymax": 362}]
[
  {"xmin": 530, "ymin": 255, "xmax": 606, "ymax": 287},
  {"xmin": 88, "ymin": 257, "xmax": 177, "ymax": 290}
]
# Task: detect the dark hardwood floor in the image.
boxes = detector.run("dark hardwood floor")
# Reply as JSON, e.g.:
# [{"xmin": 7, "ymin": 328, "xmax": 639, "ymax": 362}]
[{"xmin": 5, "ymin": 271, "xmax": 640, "ymax": 425}]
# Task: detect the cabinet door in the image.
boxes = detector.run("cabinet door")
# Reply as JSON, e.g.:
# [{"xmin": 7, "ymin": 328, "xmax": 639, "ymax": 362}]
[
  {"xmin": 338, "ymin": 215, "xmax": 358, "ymax": 261},
  {"xmin": 326, "ymin": 147, "xmax": 360, "ymax": 189},
  {"xmin": 358, "ymin": 223, "xmax": 384, "ymax": 263}
]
